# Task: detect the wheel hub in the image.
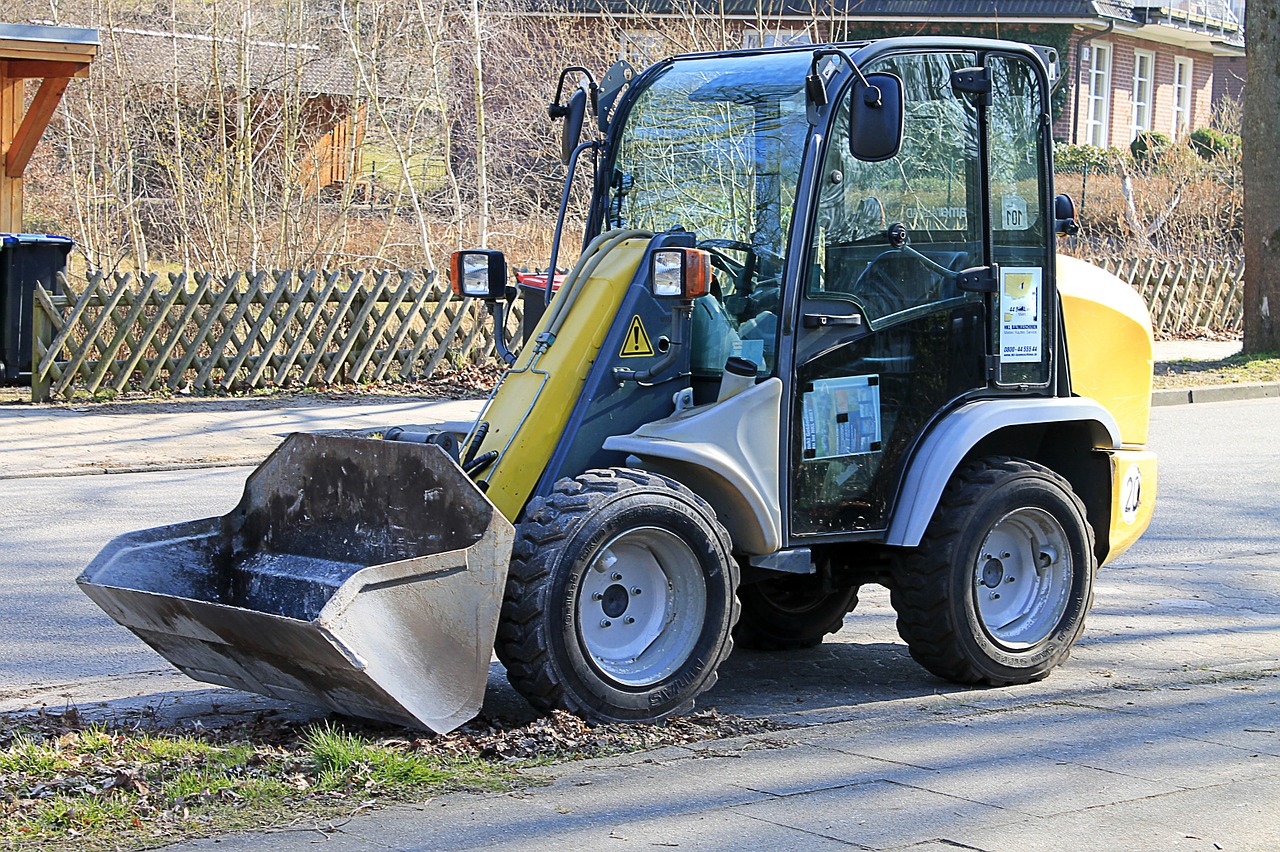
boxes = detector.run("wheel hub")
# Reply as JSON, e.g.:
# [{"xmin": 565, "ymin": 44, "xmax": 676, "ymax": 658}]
[
  {"xmin": 601, "ymin": 584, "xmax": 630, "ymax": 619},
  {"xmin": 981, "ymin": 558, "xmax": 1005, "ymax": 589},
  {"xmin": 973, "ymin": 507, "xmax": 1072, "ymax": 648},
  {"xmin": 578, "ymin": 527, "xmax": 707, "ymax": 687}
]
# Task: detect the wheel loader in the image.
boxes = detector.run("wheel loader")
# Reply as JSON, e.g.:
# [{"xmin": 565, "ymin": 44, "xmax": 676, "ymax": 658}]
[{"xmin": 80, "ymin": 37, "xmax": 1157, "ymax": 733}]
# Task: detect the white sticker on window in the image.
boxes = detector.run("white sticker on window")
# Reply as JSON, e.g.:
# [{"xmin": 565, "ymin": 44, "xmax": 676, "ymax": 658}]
[
  {"xmin": 1000, "ymin": 267, "xmax": 1042, "ymax": 364},
  {"xmin": 801, "ymin": 375, "xmax": 882, "ymax": 461},
  {"xmin": 1002, "ymin": 194, "xmax": 1030, "ymax": 230}
]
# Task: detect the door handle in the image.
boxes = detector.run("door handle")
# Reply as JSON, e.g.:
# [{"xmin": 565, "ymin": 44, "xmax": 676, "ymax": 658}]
[{"xmin": 803, "ymin": 313, "xmax": 863, "ymax": 328}]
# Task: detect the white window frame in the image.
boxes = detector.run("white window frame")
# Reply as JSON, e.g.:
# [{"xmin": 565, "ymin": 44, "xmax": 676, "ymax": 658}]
[
  {"xmin": 742, "ymin": 27, "xmax": 812, "ymax": 49},
  {"xmin": 1130, "ymin": 49, "xmax": 1155, "ymax": 140},
  {"xmin": 1172, "ymin": 57, "xmax": 1193, "ymax": 137},
  {"xmin": 620, "ymin": 30, "xmax": 661, "ymax": 65},
  {"xmin": 1084, "ymin": 42, "xmax": 1112, "ymax": 147}
]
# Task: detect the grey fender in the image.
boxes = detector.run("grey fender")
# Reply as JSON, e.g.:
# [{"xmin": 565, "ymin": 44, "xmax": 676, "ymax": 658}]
[
  {"xmin": 603, "ymin": 378, "xmax": 782, "ymax": 555},
  {"xmin": 886, "ymin": 397, "xmax": 1122, "ymax": 547}
]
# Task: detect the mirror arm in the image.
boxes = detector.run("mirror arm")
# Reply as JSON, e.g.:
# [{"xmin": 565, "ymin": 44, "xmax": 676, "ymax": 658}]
[
  {"xmin": 806, "ymin": 48, "xmax": 879, "ymax": 107},
  {"xmin": 545, "ymin": 139, "xmax": 601, "ymax": 305},
  {"xmin": 549, "ymin": 66, "xmax": 599, "ymax": 118}
]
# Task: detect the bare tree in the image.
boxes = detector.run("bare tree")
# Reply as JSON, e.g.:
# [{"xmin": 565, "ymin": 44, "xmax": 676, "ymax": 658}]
[{"xmin": 1243, "ymin": 0, "xmax": 1279, "ymax": 353}]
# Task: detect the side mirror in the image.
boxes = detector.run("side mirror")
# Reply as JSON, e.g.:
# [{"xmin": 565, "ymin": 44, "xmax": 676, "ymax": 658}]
[
  {"xmin": 559, "ymin": 87, "xmax": 588, "ymax": 165},
  {"xmin": 849, "ymin": 73, "xmax": 904, "ymax": 163},
  {"xmin": 450, "ymin": 249, "xmax": 508, "ymax": 301},
  {"xmin": 1054, "ymin": 193, "xmax": 1080, "ymax": 236}
]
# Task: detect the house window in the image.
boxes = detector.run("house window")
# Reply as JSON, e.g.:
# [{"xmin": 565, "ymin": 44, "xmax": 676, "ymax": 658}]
[
  {"xmin": 620, "ymin": 30, "xmax": 662, "ymax": 65},
  {"xmin": 1131, "ymin": 49, "xmax": 1155, "ymax": 140},
  {"xmin": 1084, "ymin": 42, "xmax": 1112, "ymax": 147},
  {"xmin": 742, "ymin": 28, "xmax": 812, "ymax": 49},
  {"xmin": 1172, "ymin": 57, "xmax": 1193, "ymax": 136}
]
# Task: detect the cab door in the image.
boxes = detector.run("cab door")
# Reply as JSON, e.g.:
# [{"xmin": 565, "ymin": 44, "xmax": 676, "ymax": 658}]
[{"xmin": 787, "ymin": 48, "xmax": 1052, "ymax": 538}]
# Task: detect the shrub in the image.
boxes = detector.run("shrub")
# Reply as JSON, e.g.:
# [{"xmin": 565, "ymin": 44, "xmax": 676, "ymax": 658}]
[
  {"xmin": 1130, "ymin": 132, "xmax": 1173, "ymax": 165},
  {"xmin": 1053, "ymin": 143, "xmax": 1113, "ymax": 175},
  {"xmin": 1189, "ymin": 127, "xmax": 1240, "ymax": 161}
]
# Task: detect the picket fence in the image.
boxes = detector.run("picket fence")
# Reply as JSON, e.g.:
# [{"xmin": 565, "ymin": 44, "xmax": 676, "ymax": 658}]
[
  {"xmin": 31, "ymin": 269, "xmax": 521, "ymax": 402},
  {"xmin": 29, "ymin": 255, "xmax": 1242, "ymax": 401},
  {"xmin": 1089, "ymin": 254, "xmax": 1245, "ymax": 336}
]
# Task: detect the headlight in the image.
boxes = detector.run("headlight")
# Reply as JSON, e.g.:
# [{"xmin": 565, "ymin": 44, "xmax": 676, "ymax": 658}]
[
  {"xmin": 650, "ymin": 248, "xmax": 710, "ymax": 300},
  {"xmin": 449, "ymin": 250, "xmax": 508, "ymax": 300}
]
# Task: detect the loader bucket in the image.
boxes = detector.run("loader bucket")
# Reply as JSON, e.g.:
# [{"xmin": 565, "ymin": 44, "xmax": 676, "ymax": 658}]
[{"xmin": 78, "ymin": 434, "xmax": 515, "ymax": 733}]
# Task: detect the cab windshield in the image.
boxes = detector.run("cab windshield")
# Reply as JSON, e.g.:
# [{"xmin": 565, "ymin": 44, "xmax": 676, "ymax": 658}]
[{"xmin": 606, "ymin": 51, "xmax": 812, "ymax": 375}]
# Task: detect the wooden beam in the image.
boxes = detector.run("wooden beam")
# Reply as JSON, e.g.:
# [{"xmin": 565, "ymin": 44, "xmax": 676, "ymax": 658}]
[
  {"xmin": 5, "ymin": 76, "xmax": 69, "ymax": 179},
  {"xmin": 0, "ymin": 40, "xmax": 97, "ymax": 62},
  {"xmin": 5, "ymin": 59, "xmax": 91, "ymax": 79},
  {"xmin": 0, "ymin": 71, "xmax": 22, "ymax": 231}
]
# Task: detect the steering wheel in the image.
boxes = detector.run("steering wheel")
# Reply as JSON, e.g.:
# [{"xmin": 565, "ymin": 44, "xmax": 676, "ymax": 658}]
[
  {"xmin": 851, "ymin": 250, "xmax": 913, "ymax": 319},
  {"xmin": 696, "ymin": 238, "xmax": 757, "ymax": 293}
]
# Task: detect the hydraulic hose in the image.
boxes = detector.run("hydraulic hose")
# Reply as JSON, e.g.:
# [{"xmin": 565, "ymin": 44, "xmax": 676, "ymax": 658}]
[{"xmin": 541, "ymin": 228, "xmax": 652, "ymax": 345}]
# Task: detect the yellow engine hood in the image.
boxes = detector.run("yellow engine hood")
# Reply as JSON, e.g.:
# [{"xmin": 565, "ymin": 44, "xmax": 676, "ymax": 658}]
[{"xmin": 1057, "ymin": 254, "xmax": 1154, "ymax": 446}]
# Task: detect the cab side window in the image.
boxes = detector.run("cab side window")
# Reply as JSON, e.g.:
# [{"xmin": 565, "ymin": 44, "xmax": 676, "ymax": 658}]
[{"xmin": 808, "ymin": 52, "xmax": 982, "ymax": 327}]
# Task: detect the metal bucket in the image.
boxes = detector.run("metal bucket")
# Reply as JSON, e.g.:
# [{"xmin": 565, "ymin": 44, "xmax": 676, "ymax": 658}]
[{"xmin": 78, "ymin": 433, "xmax": 515, "ymax": 733}]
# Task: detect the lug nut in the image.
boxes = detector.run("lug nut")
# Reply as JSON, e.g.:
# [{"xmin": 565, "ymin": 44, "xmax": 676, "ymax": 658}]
[
  {"xmin": 611, "ymin": 572, "xmax": 623, "ymax": 581},
  {"xmin": 631, "ymin": 587, "xmax": 642, "ymax": 595},
  {"xmin": 600, "ymin": 619, "xmax": 611, "ymax": 628},
  {"xmin": 990, "ymin": 592, "xmax": 1000, "ymax": 600},
  {"xmin": 592, "ymin": 592, "xmax": 603, "ymax": 601},
  {"xmin": 624, "ymin": 616, "xmax": 635, "ymax": 624}
]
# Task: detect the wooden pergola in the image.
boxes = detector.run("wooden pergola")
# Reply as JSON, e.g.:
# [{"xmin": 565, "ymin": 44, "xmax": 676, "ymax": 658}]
[{"xmin": 0, "ymin": 23, "xmax": 97, "ymax": 232}]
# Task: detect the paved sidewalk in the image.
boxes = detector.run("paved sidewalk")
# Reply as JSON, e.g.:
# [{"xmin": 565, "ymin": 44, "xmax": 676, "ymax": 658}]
[
  {"xmin": 169, "ymin": 671, "xmax": 1280, "ymax": 852},
  {"xmin": 0, "ymin": 395, "xmax": 485, "ymax": 479},
  {"xmin": 1151, "ymin": 338, "xmax": 1240, "ymax": 362}
]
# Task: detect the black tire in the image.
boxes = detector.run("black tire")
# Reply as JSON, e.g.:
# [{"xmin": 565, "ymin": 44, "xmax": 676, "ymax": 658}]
[
  {"xmin": 890, "ymin": 456, "xmax": 1096, "ymax": 685},
  {"xmin": 495, "ymin": 468, "xmax": 739, "ymax": 724},
  {"xmin": 734, "ymin": 575, "xmax": 859, "ymax": 650}
]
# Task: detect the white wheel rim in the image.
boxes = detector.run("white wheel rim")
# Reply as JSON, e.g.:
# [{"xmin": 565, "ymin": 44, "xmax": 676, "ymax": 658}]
[
  {"xmin": 577, "ymin": 527, "xmax": 707, "ymax": 687},
  {"xmin": 973, "ymin": 507, "xmax": 1073, "ymax": 648}
]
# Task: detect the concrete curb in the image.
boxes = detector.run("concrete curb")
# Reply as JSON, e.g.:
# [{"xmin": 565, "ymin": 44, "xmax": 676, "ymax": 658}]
[
  {"xmin": 0, "ymin": 459, "xmax": 259, "ymax": 482},
  {"xmin": 1151, "ymin": 381, "xmax": 1280, "ymax": 406}
]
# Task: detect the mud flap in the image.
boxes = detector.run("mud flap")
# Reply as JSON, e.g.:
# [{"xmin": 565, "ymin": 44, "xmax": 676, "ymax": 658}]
[{"xmin": 78, "ymin": 434, "xmax": 515, "ymax": 733}]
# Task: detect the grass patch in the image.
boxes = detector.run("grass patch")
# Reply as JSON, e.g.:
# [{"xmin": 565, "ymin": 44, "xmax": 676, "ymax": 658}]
[
  {"xmin": 1152, "ymin": 351, "xmax": 1280, "ymax": 389},
  {"xmin": 0, "ymin": 712, "xmax": 518, "ymax": 851},
  {"xmin": 0, "ymin": 707, "xmax": 779, "ymax": 851}
]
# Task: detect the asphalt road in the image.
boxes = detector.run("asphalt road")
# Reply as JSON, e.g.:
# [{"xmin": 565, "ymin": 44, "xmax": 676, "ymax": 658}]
[{"xmin": 0, "ymin": 397, "xmax": 1277, "ymax": 725}]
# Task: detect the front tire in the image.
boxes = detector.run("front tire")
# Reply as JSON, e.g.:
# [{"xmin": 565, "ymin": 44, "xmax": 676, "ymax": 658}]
[
  {"xmin": 496, "ymin": 468, "xmax": 739, "ymax": 724},
  {"xmin": 890, "ymin": 457, "xmax": 1096, "ymax": 685}
]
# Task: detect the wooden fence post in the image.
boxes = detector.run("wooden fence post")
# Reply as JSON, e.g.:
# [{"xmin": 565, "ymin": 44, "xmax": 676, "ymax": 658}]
[{"xmin": 30, "ymin": 282, "xmax": 55, "ymax": 402}]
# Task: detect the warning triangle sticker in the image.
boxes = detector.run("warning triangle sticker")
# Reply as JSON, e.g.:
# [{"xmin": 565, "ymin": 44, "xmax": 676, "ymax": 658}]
[{"xmin": 619, "ymin": 316, "xmax": 655, "ymax": 357}]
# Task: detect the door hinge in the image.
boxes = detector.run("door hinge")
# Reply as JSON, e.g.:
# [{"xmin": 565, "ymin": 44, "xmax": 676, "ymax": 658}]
[
  {"xmin": 951, "ymin": 66, "xmax": 992, "ymax": 104},
  {"xmin": 956, "ymin": 265, "xmax": 999, "ymax": 294}
]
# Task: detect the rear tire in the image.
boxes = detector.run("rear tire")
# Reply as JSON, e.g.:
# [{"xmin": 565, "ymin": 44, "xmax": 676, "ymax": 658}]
[
  {"xmin": 890, "ymin": 457, "xmax": 1096, "ymax": 685},
  {"xmin": 734, "ymin": 576, "xmax": 858, "ymax": 650},
  {"xmin": 496, "ymin": 468, "xmax": 739, "ymax": 724}
]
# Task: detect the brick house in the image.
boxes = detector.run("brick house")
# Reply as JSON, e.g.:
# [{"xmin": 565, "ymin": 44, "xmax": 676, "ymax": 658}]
[
  {"xmin": 571, "ymin": 0, "xmax": 1244, "ymax": 146},
  {"xmin": 1059, "ymin": 0, "xmax": 1244, "ymax": 146}
]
